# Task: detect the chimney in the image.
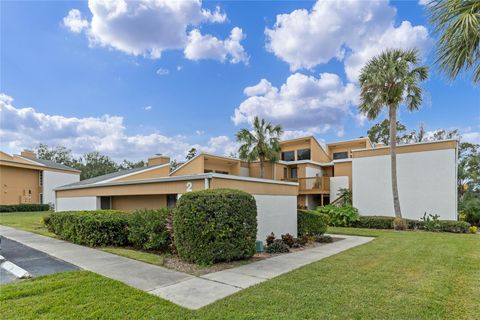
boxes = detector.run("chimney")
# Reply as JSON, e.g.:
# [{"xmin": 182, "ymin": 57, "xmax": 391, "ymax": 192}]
[
  {"xmin": 21, "ymin": 149, "xmax": 36, "ymax": 159},
  {"xmin": 148, "ymin": 154, "xmax": 170, "ymax": 167}
]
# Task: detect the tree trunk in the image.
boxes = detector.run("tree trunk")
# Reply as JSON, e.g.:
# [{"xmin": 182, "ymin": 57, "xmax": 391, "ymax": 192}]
[
  {"xmin": 260, "ymin": 157, "xmax": 265, "ymax": 179},
  {"xmin": 389, "ymin": 105, "xmax": 402, "ymax": 218}
]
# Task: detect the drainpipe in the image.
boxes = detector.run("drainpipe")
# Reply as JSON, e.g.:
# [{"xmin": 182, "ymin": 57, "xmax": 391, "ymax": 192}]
[
  {"xmin": 204, "ymin": 177, "xmax": 210, "ymax": 190},
  {"xmin": 273, "ymin": 163, "xmax": 276, "ymax": 180}
]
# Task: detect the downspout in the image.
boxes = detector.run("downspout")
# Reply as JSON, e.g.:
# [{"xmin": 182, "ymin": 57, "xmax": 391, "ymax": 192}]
[
  {"xmin": 273, "ymin": 163, "xmax": 276, "ymax": 180},
  {"xmin": 204, "ymin": 177, "xmax": 210, "ymax": 190}
]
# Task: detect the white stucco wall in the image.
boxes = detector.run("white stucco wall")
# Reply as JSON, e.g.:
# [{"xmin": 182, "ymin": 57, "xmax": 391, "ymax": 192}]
[
  {"xmin": 43, "ymin": 171, "xmax": 79, "ymax": 205},
  {"xmin": 330, "ymin": 176, "xmax": 349, "ymax": 202},
  {"xmin": 352, "ymin": 149, "xmax": 457, "ymax": 220},
  {"xmin": 56, "ymin": 196, "xmax": 99, "ymax": 212},
  {"xmin": 254, "ymin": 194, "xmax": 297, "ymax": 241}
]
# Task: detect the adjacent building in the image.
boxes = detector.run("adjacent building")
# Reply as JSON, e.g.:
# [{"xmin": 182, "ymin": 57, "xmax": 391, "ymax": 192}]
[
  {"xmin": 53, "ymin": 136, "xmax": 458, "ymax": 239},
  {"xmin": 0, "ymin": 150, "xmax": 80, "ymax": 206}
]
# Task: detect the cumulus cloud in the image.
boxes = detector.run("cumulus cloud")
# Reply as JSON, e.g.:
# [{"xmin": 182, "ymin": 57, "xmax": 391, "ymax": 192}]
[
  {"xmin": 184, "ymin": 27, "xmax": 248, "ymax": 64},
  {"xmin": 462, "ymin": 132, "xmax": 480, "ymax": 144},
  {"xmin": 207, "ymin": 135, "xmax": 239, "ymax": 156},
  {"xmin": 63, "ymin": 0, "xmax": 246, "ymax": 63},
  {"xmin": 265, "ymin": 0, "xmax": 431, "ymax": 81},
  {"xmin": 232, "ymin": 73, "xmax": 358, "ymax": 135},
  {"xmin": 63, "ymin": 9, "xmax": 89, "ymax": 33},
  {"xmin": 0, "ymin": 94, "xmax": 237, "ymax": 161}
]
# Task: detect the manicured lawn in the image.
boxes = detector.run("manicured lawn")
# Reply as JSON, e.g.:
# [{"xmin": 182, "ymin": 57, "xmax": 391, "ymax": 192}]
[
  {"xmin": 101, "ymin": 247, "xmax": 166, "ymax": 266},
  {"xmin": 0, "ymin": 211, "xmax": 53, "ymax": 237},
  {"xmin": 1, "ymin": 226, "xmax": 479, "ymax": 319}
]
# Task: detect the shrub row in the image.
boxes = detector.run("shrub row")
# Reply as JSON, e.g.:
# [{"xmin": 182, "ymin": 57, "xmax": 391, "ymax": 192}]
[
  {"xmin": 174, "ymin": 189, "xmax": 257, "ymax": 265},
  {"xmin": 316, "ymin": 205, "xmax": 359, "ymax": 227},
  {"xmin": 44, "ymin": 208, "xmax": 171, "ymax": 249},
  {"xmin": 0, "ymin": 203, "xmax": 50, "ymax": 212},
  {"xmin": 352, "ymin": 215, "xmax": 470, "ymax": 233},
  {"xmin": 297, "ymin": 210, "xmax": 329, "ymax": 236}
]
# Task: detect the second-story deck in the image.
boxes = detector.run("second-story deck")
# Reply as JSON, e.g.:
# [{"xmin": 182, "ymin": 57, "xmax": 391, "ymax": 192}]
[{"xmin": 283, "ymin": 176, "xmax": 330, "ymax": 194}]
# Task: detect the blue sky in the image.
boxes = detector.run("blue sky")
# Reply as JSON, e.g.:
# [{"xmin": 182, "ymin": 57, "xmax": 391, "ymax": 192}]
[{"xmin": 1, "ymin": 0, "xmax": 479, "ymax": 161}]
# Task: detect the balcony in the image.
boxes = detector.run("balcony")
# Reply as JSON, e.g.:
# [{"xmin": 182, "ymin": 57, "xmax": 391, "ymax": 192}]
[{"xmin": 298, "ymin": 176, "xmax": 330, "ymax": 194}]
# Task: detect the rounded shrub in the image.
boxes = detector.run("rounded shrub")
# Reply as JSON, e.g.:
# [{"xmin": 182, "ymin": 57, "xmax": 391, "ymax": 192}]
[
  {"xmin": 128, "ymin": 208, "xmax": 171, "ymax": 251},
  {"xmin": 45, "ymin": 210, "xmax": 130, "ymax": 247},
  {"xmin": 265, "ymin": 240, "xmax": 289, "ymax": 254},
  {"xmin": 297, "ymin": 210, "xmax": 328, "ymax": 236},
  {"xmin": 174, "ymin": 189, "xmax": 257, "ymax": 265}
]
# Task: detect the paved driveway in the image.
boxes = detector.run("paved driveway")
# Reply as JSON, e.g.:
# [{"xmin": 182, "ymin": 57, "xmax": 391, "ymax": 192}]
[{"xmin": 0, "ymin": 236, "xmax": 79, "ymax": 284}]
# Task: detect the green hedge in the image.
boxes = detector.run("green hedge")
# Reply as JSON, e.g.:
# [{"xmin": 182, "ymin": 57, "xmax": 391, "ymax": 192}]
[
  {"xmin": 128, "ymin": 208, "xmax": 171, "ymax": 251},
  {"xmin": 297, "ymin": 210, "xmax": 328, "ymax": 236},
  {"xmin": 351, "ymin": 215, "xmax": 469, "ymax": 233},
  {"xmin": 174, "ymin": 189, "xmax": 257, "ymax": 265},
  {"xmin": 0, "ymin": 203, "xmax": 50, "ymax": 212},
  {"xmin": 44, "ymin": 210, "xmax": 130, "ymax": 247}
]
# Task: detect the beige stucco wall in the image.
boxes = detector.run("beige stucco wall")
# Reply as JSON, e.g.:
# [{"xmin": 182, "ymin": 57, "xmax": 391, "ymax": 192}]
[
  {"xmin": 0, "ymin": 165, "xmax": 40, "ymax": 204},
  {"xmin": 112, "ymin": 195, "xmax": 167, "ymax": 211},
  {"xmin": 334, "ymin": 161, "xmax": 352, "ymax": 189},
  {"xmin": 117, "ymin": 165, "xmax": 170, "ymax": 182},
  {"xmin": 210, "ymin": 177, "xmax": 298, "ymax": 196}
]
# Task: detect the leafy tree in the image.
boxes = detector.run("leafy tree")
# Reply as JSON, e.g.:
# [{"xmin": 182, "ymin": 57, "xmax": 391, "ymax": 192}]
[
  {"xmin": 169, "ymin": 159, "xmax": 180, "ymax": 173},
  {"xmin": 367, "ymin": 120, "xmax": 407, "ymax": 145},
  {"xmin": 358, "ymin": 48, "xmax": 428, "ymax": 221},
  {"xmin": 428, "ymin": 0, "xmax": 480, "ymax": 83},
  {"xmin": 118, "ymin": 160, "xmax": 146, "ymax": 170},
  {"xmin": 78, "ymin": 152, "xmax": 119, "ymax": 180},
  {"xmin": 236, "ymin": 116, "xmax": 283, "ymax": 178},
  {"xmin": 186, "ymin": 148, "xmax": 197, "ymax": 160},
  {"xmin": 35, "ymin": 144, "xmax": 79, "ymax": 168},
  {"xmin": 458, "ymin": 142, "xmax": 480, "ymax": 198}
]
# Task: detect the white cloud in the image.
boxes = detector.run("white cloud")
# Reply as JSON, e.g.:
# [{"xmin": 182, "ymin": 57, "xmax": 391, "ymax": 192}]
[
  {"xmin": 63, "ymin": 9, "xmax": 89, "ymax": 33},
  {"xmin": 195, "ymin": 130, "xmax": 205, "ymax": 135},
  {"xmin": 265, "ymin": 0, "xmax": 431, "ymax": 81},
  {"xmin": 0, "ymin": 93, "xmax": 237, "ymax": 161},
  {"xmin": 462, "ymin": 132, "xmax": 480, "ymax": 144},
  {"xmin": 232, "ymin": 73, "xmax": 358, "ymax": 135},
  {"xmin": 156, "ymin": 68, "xmax": 169, "ymax": 76},
  {"xmin": 207, "ymin": 135, "xmax": 239, "ymax": 156},
  {"xmin": 184, "ymin": 27, "xmax": 248, "ymax": 64},
  {"xmin": 143, "ymin": 106, "xmax": 152, "ymax": 111},
  {"xmin": 63, "ymin": 0, "xmax": 246, "ymax": 63}
]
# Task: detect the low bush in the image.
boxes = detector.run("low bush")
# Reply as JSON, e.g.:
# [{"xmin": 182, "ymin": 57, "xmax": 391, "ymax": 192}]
[
  {"xmin": 469, "ymin": 226, "xmax": 478, "ymax": 234},
  {"xmin": 460, "ymin": 196, "xmax": 480, "ymax": 226},
  {"xmin": 128, "ymin": 209, "xmax": 171, "ymax": 251},
  {"xmin": 354, "ymin": 216, "xmax": 395, "ymax": 229},
  {"xmin": 44, "ymin": 210, "xmax": 129, "ymax": 247},
  {"xmin": 265, "ymin": 240, "xmax": 289, "ymax": 254},
  {"xmin": 437, "ymin": 220, "xmax": 470, "ymax": 233},
  {"xmin": 281, "ymin": 233, "xmax": 295, "ymax": 248},
  {"xmin": 266, "ymin": 232, "xmax": 275, "ymax": 246},
  {"xmin": 393, "ymin": 217, "xmax": 408, "ymax": 230},
  {"xmin": 174, "ymin": 189, "xmax": 257, "ymax": 265},
  {"xmin": 297, "ymin": 210, "xmax": 328, "ymax": 236},
  {"xmin": 315, "ymin": 235, "xmax": 333, "ymax": 243},
  {"xmin": 0, "ymin": 203, "xmax": 50, "ymax": 212},
  {"xmin": 316, "ymin": 205, "xmax": 359, "ymax": 227}
]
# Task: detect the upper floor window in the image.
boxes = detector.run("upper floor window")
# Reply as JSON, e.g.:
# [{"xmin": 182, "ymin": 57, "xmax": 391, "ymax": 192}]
[
  {"xmin": 283, "ymin": 167, "xmax": 288, "ymax": 178},
  {"xmin": 39, "ymin": 171, "xmax": 43, "ymax": 186},
  {"xmin": 290, "ymin": 167, "xmax": 298, "ymax": 179},
  {"xmin": 333, "ymin": 151, "xmax": 348, "ymax": 160},
  {"xmin": 297, "ymin": 148, "xmax": 311, "ymax": 160},
  {"xmin": 281, "ymin": 151, "xmax": 295, "ymax": 161}
]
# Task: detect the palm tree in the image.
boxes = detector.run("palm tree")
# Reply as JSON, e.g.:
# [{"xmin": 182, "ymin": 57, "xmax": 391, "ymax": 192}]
[
  {"xmin": 358, "ymin": 49, "xmax": 428, "ymax": 223},
  {"xmin": 427, "ymin": 0, "xmax": 480, "ymax": 83},
  {"xmin": 236, "ymin": 116, "xmax": 283, "ymax": 178}
]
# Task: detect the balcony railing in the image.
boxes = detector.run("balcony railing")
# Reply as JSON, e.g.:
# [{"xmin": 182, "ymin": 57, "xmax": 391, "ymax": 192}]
[{"xmin": 298, "ymin": 176, "xmax": 330, "ymax": 193}]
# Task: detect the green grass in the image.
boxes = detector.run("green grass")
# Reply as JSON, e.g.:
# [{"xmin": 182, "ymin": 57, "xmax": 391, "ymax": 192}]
[
  {"xmin": 0, "ymin": 211, "xmax": 53, "ymax": 237},
  {"xmin": 101, "ymin": 247, "xmax": 166, "ymax": 266},
  {"xmin": 1, "ymin": 227, "xmax": 479, "ymax": 319}
]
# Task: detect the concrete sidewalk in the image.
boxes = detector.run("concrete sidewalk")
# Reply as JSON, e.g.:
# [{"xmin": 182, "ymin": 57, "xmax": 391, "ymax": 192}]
[{"xmin": 0, "ymin": 225, "xmax": 374, "ymax": 309}]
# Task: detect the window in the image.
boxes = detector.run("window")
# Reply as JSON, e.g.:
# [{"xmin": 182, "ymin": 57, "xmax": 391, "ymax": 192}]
[
  {"xmin": 333, "ymin": 151, "xmax": 349, "ymax": 160},
  {"xmin": 204, "ymin": 169, "xmax": 213, "ymax": 173},
  {"xmin": 283, "ymin": 167, "xmax": 288, "ymax": 178},
  {"xmin": 297, "ymin": 148, "xmax": 311, "ymax": 160},
  {"xmin": 39, "ymin": 171, "xmax": 43, "ymax": 186},
  {"xmin": 100, "ymin": 196, "xmax": 112, "ymax": 210},
  {"xmin": 167, "ymin": 194, "xmax": 177, "ymax": 208},
  {"xmin": 290, "ymin": 167, "xmax": 298, "ymax": 179},
  {"xmin": 215, "ymin": 170, "xmax": 229, "ymax": 174},
  {"xmin": 281, "ymin": 151, "xmax": 295, "ymax": 161}
]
